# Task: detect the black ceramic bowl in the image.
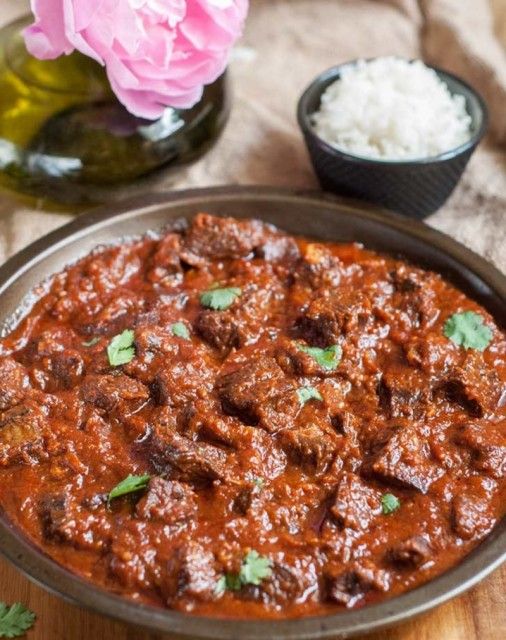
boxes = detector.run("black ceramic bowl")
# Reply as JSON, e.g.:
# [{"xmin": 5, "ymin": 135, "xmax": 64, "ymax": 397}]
[
  {"xmin": 0, "ymin": 187, "xmax": 504, "ymax": 639},
  {"xmin": 297, "ymin": 60, "xmax": 488, "ymax": 219}
]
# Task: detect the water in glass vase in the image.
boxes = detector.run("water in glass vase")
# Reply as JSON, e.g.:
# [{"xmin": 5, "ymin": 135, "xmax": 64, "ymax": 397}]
[{"xmin": 0, "ymin": 17, "xmax": 230, "ymax": 207}]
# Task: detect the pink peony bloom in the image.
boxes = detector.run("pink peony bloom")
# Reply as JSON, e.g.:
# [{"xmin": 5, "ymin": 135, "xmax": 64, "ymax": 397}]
[{"xmin": 24, "ymin": 0, "xmax": 248, "ymax": 119}]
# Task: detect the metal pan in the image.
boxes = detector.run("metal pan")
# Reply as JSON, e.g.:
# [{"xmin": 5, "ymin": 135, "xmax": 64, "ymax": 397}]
[{"xmin": 0, "ymin": 186, "xmax": 504, "ymax": 639}]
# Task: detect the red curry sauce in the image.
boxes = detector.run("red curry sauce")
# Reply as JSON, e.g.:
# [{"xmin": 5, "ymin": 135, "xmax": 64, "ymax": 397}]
[{"xmin": 0, "ymin": 214, "xmax": 504, "ymax": 619}]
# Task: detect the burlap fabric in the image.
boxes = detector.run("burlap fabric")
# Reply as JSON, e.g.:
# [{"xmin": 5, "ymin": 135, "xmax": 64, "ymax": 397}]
[{"xmin": 1, "ymin": 0, "xmax": 505, "ymax": 271}]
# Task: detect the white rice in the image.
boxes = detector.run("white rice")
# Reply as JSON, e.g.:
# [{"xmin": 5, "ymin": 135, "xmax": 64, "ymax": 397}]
[{"xmin": 311, "ymin": 57, "xmax": 472, "ymax": 161}]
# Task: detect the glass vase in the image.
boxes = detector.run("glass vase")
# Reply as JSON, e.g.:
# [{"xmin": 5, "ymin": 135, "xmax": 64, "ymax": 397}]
[{"xmin": 0, "ymin": 16, "xmax": 230, "ymax": 208}]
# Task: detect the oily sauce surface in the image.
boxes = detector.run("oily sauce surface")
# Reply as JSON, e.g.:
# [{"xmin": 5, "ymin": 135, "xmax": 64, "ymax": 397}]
[{"xmin": 0, "ymin": 214, "xmax": 505, "ymax": 619}]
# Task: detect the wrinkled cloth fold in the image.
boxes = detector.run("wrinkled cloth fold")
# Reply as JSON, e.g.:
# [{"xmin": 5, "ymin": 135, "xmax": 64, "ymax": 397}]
[
  {"xmin": 421, "ymin": 0, "xmax": 506, "ymax": 144},
  {"xmin": 0, "ymin": 0, "xmax": 505, "ymax": 275}
]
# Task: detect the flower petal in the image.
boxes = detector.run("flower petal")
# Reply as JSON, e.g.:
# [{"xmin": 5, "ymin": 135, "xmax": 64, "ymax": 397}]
[{"xmin": 24, "ymin": 0, "xmax": 249, "ymax": 118}]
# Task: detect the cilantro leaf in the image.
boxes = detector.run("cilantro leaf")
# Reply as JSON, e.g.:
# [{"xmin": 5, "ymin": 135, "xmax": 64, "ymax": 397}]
[
  {"xmin": 200, "ymin": 287, "xmax": 242, "ymax": 311},
  {"xmin": 215, "ymin": 573, "xmax": 242, "ymax": 595},
  {"xmin": 0, "ymin": 602, "xmax": 36, "ymax": 638},
  {"xmin": 444, "ymin": 311, "xmax": 492, "ymax": 351},
  {"xmin": 214, "ymin": 576, "xmax": 227, "ymax": 596},
  {"xmin": 108, "ymin": 474, "xmax": 150, "ymax": 505},
  {"xmin": 82, "ymin": 337, "xmax": 100, "ymax": 347},
  {"xmin": 239, "ymin": 550, "xmax": 272, "ymax": 586},
  {"xmin": 297, "ymin": 386, "xmax": 323, "ymax": 405},
  {"xmin": 107, "ymin": 329, "xmax": 135, "ymax": 366},
  {"xmin": 381, "ymin": 493, "xmax": 400, "ymax": 515},
  {"xmin": 215, "ymin": 550, "xmax": 272, "ymax": 595},
  {"xmin": 298, "ymin": 344, "xmax": 342, "ymax": 370},
  {"xmin": 252, "ymin": 477, "xmax": 265, "ymax": 490},
  {"xmin": 171, "ymin": 322, "xmax": 190, "ymax": 340}
]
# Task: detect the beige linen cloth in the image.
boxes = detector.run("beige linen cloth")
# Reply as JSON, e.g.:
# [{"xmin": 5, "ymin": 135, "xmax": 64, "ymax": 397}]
[{"xmin": 0, "ymin": 0, "xmax": 505, "ymax": 273}]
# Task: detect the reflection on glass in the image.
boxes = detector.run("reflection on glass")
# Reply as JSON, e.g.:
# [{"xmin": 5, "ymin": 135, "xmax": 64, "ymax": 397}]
[{"xmin": 0, "ymin": 17, "xmax": 230, "ymax": 207}]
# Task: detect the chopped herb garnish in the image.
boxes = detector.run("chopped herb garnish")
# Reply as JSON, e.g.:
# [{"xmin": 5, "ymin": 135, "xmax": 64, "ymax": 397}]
[
  {"xmin": 214, "ymin": 573, "xmax": 242, "ymax": 595},
  {"xmin": 107, "ymin": 329, "xmax": 136, "ymax": 366},
  {"xmin": 200, "ymin": 287, "xmax": 242, "ymax": 311},
  {"xmin": 0, "ymin": 602, "xmax": 36, "ymax": 638},
  {"xmin": 240, "ymin": 550, "xmax": 272, "ymax": 585},
  {"xmin": 443, "ymin": 311, "xmax": 492, "ymax": 351},
  {"xmin": 171, "ymin": 322, "xmax": 190, "ymax": 340},
  {"xmin": 214, "ymin": 575, "xmax": 227, "ymax": 595},
  {"xmin": 298, "ymin": 344, "xmax": 342, "ymax": 370},
  {"xmin": 82, "ymin": 337, "xmax": 100, "ymax": 347},
  {"xmin": 381, "ymin": 493, "xmax": 400, "ymax": 515},
  {"xmin": 297, "ymin": 386, "xmax": 323, "ymax": 405},
  {"xmin": 215, "ymin": 550, "xmax": 272, "ymax": 595},
  {"xmin": 252, "ymin": 477, "xmax": 265, "ymax": 489},
  {"xmin": 108, "ymin": 474, "xmax": 150, "ymax": 505}
]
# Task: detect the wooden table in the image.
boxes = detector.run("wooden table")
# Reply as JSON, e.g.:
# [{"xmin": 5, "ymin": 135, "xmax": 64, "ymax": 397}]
[{"xmin": 0, "ymin": 554, "xmax": 505, "ymax": 639}]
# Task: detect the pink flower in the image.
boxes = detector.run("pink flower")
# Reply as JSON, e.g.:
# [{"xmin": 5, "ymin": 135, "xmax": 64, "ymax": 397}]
[{"xmin": 24, "ymin": 0, "xmax": 248, "ymax": 119}]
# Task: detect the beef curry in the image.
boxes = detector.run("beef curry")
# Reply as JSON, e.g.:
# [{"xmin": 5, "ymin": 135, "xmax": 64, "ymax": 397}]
[{"xmin": 0, "ymin": 214, "xmax": 504, "ymax": 619}]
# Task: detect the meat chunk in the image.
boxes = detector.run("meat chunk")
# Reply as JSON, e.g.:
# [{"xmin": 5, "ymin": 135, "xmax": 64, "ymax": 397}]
[
  {"xmin": 196, "ymin": 281, "xmax": 284, "ymax": 356},
  {"xmin": 454, "ymin": 423, "xmax": 506, "ymax": 479},
  {"xmin": 85, "ymin": 246, "xmax": 141, "ymax": 295},
  {"xmin": 330, "ymin": 472, "xmax": 381, "ymax": 531},
  {"xmin": 388, "ymin": 266, "xmax": 440, "ymax": 329},
  {"xmin": 132, "ymin": 325, "xmax": 178, "ymax": 359},
  {"xmin": 330, "ymin": 411, "xmax": 359, "ymax": 442},
  {"xmin": 256, "ymin": 390, "xmax": 300, "ymax": 433},
  {"xmin": 195, "ymin": 311, "xmax": 239, "ymax": 355},
  {"xmin": 231, "ymin": 484, "xmax": 256, "ymax": 515},
  {"xmin": 319, "ymin": 379, "xmax": 352, "ymax": 416},
  {"xmin": 43, "ymin": 349, "xmax": 85, "ymax": 391},
  {"xmin": 279, "ymin": 424, "xmax": 338, "ymax": 475},
  {"xmin": 161, "ymin": 542, "xmax": 218, "ymax": 605},
  {"xmin": 370, "ymin": 426, "xmax": 442, "ymax": 493},
  {"xmin": 275, "ymin": 339, "xmax": 341, "ymax": 378},
  {"xmin": 377, "ymin": 368, "xmax": 428, "ymax": 419},
  {"xmin": 80, "ymin": 374, "xmax": 149, "ymax": 419},
  {"xmin": 22, "ymin": 329, "xmax": 85, "ymax": 392},
  {"xmin": 50, "ymin": 244, "xmax": 143, "ymax": 323},
  {"xmin": 388, "ymin": 536, "xmax": 432, "ymax": 568},
  {"xmin": 152, "ymin": 359, "xmax": 215, "ymax": 409},
  {"xmin": 441, "ymin": 353, "xmax": 501, "ymax": 417},
  {"xmin": 451, "ymin": 480, "xmax": 497, "ymax": 540},
  {"xmin": 404, "ymin": 335, "xmax": 460, "ymax": 376},
  {"xmin": 255, "ymin": 235, "xmax": 300, "ymax": 262},
  {"xmin": 40, "ymin": 493, "xmax": 70, "ymax": 540},
  {"xmin": 135, "ymin": 477, "xmax": 197, "ymax": 524},
  {"xmin": 180, "ymin": 214, "xmax": 265, "ymax": 266},
  {"xmin": 25, "ymin": 328, "xmax": 71, "ymax": 360},
  {"xmin": 325, "ymin": 560, "xmax": 390, "ymax": 607},
  {"xmin": 297, "ymin": 292, "xmax": 371, "ymax": 347},
  {"xmin": 83, "ymin": 293, "xmax": 142, "ymax": 334},
  {"xmin": 39, "ymin": 493, "xmax": 111, "ymax": 551},
  {"xmin": 390, "ymin": 265, "xmax": 424, "ymax": 293},
  {"xmin": 0, "ymin": 400, "xmax": 47, "ymax": 466},
  {"xmin": 217, "ymin": 357, "xmax": 293, "ymax": 427},
  {"xmin": 294, "ymin": 243, "xmax": 343, "ymax": 289},
  {"xmin": 147, "ymin": 233, "xmax": 183, "ymax": 286},
  {"xmin": 144, "ymin": 428, "xmax": 227, "ymax": 485},
  {"xmin": 249, "ymin": 556, "xmax": 317, "ymax": 606},
  {"xmin": 184, "ymin": 401, "xmax": 250, "ymax": 448},
  {"xmin": 122, "ymin": 325, "xmax": 181, "ymax": 382},
  {"xmin": 108, "ymin": 519, "xmax": 163, "ymax": 590},
  {"xmin": 0, "ymin": 357, "xmax": 29, "ymax": 411}
]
